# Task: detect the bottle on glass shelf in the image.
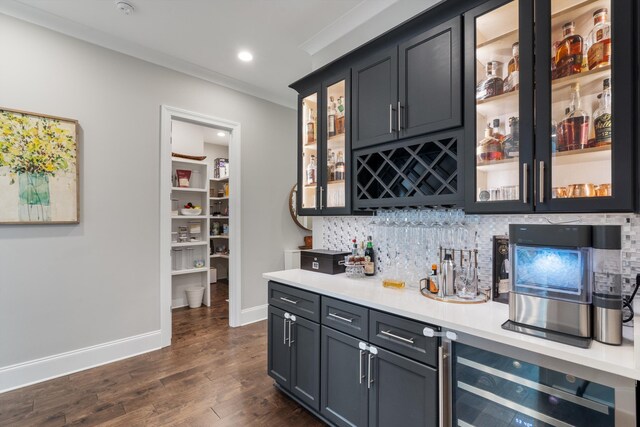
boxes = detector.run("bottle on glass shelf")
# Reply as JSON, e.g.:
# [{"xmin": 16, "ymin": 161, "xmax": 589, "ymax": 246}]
[
  {"xmin": 306, "ymin": 108, "xmax": 316, "ymax": 145},
  {"xmin": 335, "ymin": 151, "xmax": 345, "ymax": 181},
  {"xmin": 328, "ymin": 96, "xmax": 337, "ymax": 137},
  {"xmin": 306, "ymin": 154, "xmax": 317, "ymax": 185},
  {"xmin": 327, "ymin": 149, "xmax": 336, "ymax": 181},
  {"xmin": 593, "ymin": 78, "xmax": 612, "ymax": 147},
  {"xmin": 586, "ymin": 8, "xmax": 611, "ymax": 70},
  {"xmin": 554, "ymin": 22, "xmax": 583, "ymax": 79},
  {"xmin": 504, "ymin": 42, "xmax": 520, "ymax": 92},
  {"xmin": 477, "ymin": 123, "xmax": 503, "ymax": 162},
  {"xmin": 364, "ymin": 236, "xmax": 375, "ymax": 276},
  {"xmin": 492, "ymin": 119, "xmax": 505, "ymax": 142},
  {"xmin": 558, "ymin": 83, "xmax": 590, "ymax": 151},
  {"xmin": 336, "ymin": 96, "xmax": 345, "ymax": 135},
  {"xmin": 476, "ymin": 61, "xmax": 504, "ymax": 100},
  {"xmin": 502, "ymin": 117, "xmax": 520, "ymax": 159}
]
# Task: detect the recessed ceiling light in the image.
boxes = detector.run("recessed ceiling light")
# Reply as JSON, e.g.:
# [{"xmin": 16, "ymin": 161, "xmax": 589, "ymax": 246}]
[
  {"xmin": 116, "ymin": 1, "xmax": 134, "ymax": 15},
  {"xmin": 237, "ymin": 51, "xmax": 253, "ymax": 62},
  {"xmin": 217, "ymin": 131, "xmax": 225, "ymax": 137}
]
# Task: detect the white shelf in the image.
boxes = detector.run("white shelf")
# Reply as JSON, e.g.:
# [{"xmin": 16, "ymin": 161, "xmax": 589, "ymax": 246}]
[
  {"xmin": 171, "ymin": 187, "xmax": 207, "ymax": 193},
  {"xmin": 210, "ymin": 196, "xmax": 229, "ymax": 201},
  {"xmin": 210, "ymin": 216, "xmax": 229, "ymax": 219},
  {"xmin": 171, "ymin": 267, "xmax": 208, "ymax": 276},
  {"xmin": 210, "ymin": 235, "xmax": 229, "ymax": 239},
  {"xmin": 210, "ymin": 177, "xmax": 229, "ymax": 182},
  {"xmin": 171, "ymin": 157, "xmax": 207, "ymax": 166},
  {"xmin": 171, "ymin": 215, "xmax": 207, "ymax": 219},
  {"xmin": 210, "ymin": 254, "xmax": 229, "ymax": 259},
  {"xmin": 171, "ymin": 241, "xmax": 207, "ymax": 248}
]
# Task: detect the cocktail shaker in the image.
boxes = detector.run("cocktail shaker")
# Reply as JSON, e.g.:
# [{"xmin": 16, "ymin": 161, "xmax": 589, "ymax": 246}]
[{"xmin": 441, "ymin": 253, "xmax": 456, "ymax": 297}]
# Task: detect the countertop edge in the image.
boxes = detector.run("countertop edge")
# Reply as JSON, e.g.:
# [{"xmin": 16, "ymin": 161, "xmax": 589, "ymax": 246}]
[{"xmin": 263, "ymin": 270, "xmax": 640, "ymax": 381}]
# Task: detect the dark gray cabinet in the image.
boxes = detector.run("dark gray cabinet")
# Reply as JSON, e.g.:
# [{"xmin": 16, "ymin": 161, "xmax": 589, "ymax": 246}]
[
  {"xmin": 267, "ymin": 305, "xmax": 320, "ymax": 411},
  {"xmin": 369, "ymin": 347, "xmax": 438, "ymax": 427},
  {"xmin": 321, "ymin": 326, "xmax": 369, "ymax": 427},
  {"xmin": 353, "ymin": 17, "xmax": 462, "ymax": 152},
  {"xmin": 352, "ymin": 48, "xmax": 398, "ymax": 150},
  {"xmin": 399, "ymin": 17, "xmax": 462, "ymax": 140}
]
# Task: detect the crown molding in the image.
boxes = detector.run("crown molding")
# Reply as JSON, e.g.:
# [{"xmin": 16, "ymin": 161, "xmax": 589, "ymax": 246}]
[{"xmin": 0, "ymin": 1, "xmax": 297, "ymax": 109}]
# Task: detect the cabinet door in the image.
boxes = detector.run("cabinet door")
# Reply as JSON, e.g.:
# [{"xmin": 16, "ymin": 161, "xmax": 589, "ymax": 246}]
[
  {"xmin": 399, "ymin": 16, "xmax": 462, "ymax": 139},
  {"xmin": 369, "ymin": 347, "xmax": 438, "ymax": 427},
  {"xmin": 290, "ymin": 316, "xmax": 321, "ymax": 411},
  {"xmin": 352, "ymin": 47, "xmax": 399, "ymax": 150},
  {"xmin": 267, "ymin": 306, "xmax": 291, "ymax": 388},
  {"xmin": 464, "ymin": 0, "xmax": 535, "ymax": 214},
  {"xmin": 298, "ymin": 85, "xmax": 322, "ymax": 216},
  {"xmin": 534, "ymin": 0, "xmax": 634, "ymax": 212},
  {"xmin": 321, "ymin": 327, "xmax": 368, "ymax": 427},
  {"xmin": 321, "ymin": 71, "xmax": 352, "ymax": 215}
]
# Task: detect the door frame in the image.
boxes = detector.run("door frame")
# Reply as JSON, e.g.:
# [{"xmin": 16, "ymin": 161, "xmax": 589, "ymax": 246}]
[{"xmin": 160, "ymin": 105, "xmax": 243, "ymax": 347}]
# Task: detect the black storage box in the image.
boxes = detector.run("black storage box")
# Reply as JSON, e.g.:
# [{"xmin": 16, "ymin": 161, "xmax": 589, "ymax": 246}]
[{"xmin": 301, "ymin": 250, "xmax": 350, "ymax": 275}]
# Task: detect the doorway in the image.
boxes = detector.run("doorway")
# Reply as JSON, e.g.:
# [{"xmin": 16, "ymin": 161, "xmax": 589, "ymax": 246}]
[{"xmin": 159, "ymin": 106, "xmax": 242, "ymax": 347}]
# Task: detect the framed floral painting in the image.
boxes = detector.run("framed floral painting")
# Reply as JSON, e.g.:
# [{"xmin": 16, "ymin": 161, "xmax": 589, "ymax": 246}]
[{"xmin": 0, "ymin": 108, "xmax": 79, "ymax": 224}]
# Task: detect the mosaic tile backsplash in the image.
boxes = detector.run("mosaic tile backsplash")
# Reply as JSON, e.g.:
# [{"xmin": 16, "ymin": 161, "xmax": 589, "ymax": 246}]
[{"xmin": 319, "ymin": 211, "xmax": 640, "ymax": 298}]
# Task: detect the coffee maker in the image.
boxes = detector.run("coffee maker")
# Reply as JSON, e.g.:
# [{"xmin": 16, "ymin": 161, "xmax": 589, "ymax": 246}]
[{"xmin": 592, "ymin": 225, "xmax": 623, "ymax": 346}]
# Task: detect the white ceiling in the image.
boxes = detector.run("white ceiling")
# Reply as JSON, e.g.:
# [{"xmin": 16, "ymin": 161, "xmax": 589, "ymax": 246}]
[{"xmin": 0, "ymin": 0, "xmax": 439, "ymax": 108}]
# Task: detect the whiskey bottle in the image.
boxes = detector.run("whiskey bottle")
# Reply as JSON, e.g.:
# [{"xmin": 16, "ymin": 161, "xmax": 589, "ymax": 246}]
[
  {"xmin": 306, "ymin": 154, "xmax": 317, "ymax": 185},
  {"xmin": 477, "ymin": 124, "xmax": 503, "ymax": 162},
  {"xmin": 593, "ymin": 78, "xmax": 612, "ymax": 147},
  {"xmin": 502, "ymin": 117, "xmax": 520, "ymax": 159},
  {"xmin": 328, "ymin": 96, "xmax": 337, "ymax": 138},
  {"xmin": 335, "ymin": 151, "xmax": 345, "ymax": 181},
  {"xmin": 476, "ymin": 61, "xmax": 504, "ymax": 100},
  {"xmin": 336, "ymin": 96, "xmax": 345, "ymax": 134},
  {"xmin": 504, "ymin": 42, "xmax": 520, "ymax": 92},
  {"xmin": 559, "ymin": 83, "xmax": 590, "ymax": 151},
  {"xmin": 586, "ymin": 8, "xmax": 611, "ymax": 70},
  {"xmin": 306, "ymin": 108, "xmax": 316, "ymax": 145},
  {"xmin": 327, "ymin": 149, "xmax": 336, "ymax": 182},
  {"xmin": 554, "ymin": 22, "xmax": 583, "ymax": 79},
  {"xmin": 492, "ymin": 118, "xmax": 505, "ymax": 142}
]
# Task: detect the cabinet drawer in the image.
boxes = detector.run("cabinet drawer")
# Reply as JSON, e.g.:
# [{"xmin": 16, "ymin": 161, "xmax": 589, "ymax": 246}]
[
  {"xmin": 321, "ymin": 297, "xmax": 368, "ymax": 340},
  {"xmin": 369, "ymin": 310, "xmax": 439, "ymax": 367},
  {"xmin": 268, "ymin": 281, "xmax": 320, "ymax": 322}
]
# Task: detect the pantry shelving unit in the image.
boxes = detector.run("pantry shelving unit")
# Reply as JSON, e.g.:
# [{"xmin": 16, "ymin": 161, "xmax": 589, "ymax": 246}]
[
  {"xmin": 170, "ymin": 158, "xmax": 211, "ymax": 308},
  {"xmin": 209, "ymin": 174, "xmax": 230, "ymax": 278}
]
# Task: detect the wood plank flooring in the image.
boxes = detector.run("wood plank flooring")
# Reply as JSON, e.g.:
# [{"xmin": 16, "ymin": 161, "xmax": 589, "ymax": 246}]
[{"xmin": 0, "ymin": 282, "xmax": 325, "ymax": 426}]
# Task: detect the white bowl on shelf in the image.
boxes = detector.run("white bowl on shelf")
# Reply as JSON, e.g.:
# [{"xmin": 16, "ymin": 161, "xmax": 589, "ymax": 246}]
[{"xmin": 180, "ymin": 208, "xmax": 202, "ymax": 216}]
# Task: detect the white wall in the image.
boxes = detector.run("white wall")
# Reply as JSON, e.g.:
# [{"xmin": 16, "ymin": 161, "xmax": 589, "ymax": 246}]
[{"xmin": 0, "ymin": 13, "xmax": 305, "ymax": 385}]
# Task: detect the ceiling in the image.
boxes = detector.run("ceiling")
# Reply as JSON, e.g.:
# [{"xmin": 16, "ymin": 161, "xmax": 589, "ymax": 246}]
[{"xmin": 0, "ymin": 0, "xmax": 439, "ymax": 108}]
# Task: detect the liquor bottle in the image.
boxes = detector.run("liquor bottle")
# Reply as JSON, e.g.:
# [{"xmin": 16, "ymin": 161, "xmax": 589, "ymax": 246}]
[
  {"xmin": 306, "ymin": 154, "xmax": 317, "ymax": 185},
  {"xmin": 328, "ymin": 96, "xmax": 337, "ymax": 138},
  {"xmin": 476, "ymin": 61, "xmax": 503, "ymax": 100},
  {"xmin": 492, "ymin": 119, "xmax": 505, "ymax": 142},
  {"xmin": 428, "ymin": 264, "xmax": 439, "ymax": 294},
  {"xmin": 364, "ymin": 236, "xmax": 375, "ymax": 276},
  {"xmin": 306, "ymin": 108, "xmax": 316, "ymax": 144},
  {"xmin": 351, "ymin": 238, "xmax": 358, "ymax": 257},
  {"xmin": 336, "ymin": 96, "xmax": 345, "ymax": 134},
  {"xmin": 586, "ymin": 8, "xmax": 611, "ymax": 70},
  {"xmin": 554, "ymin": 22, "xmax": 583, "ymax": 79},
  {"xmin": 477, "ymin": 124, "xmax": 503, "ymax": 162},
  {"xmin": 327, "ymin": 149, "xmax": 336, "ymax": 182},
  {"xmin": 593, "ymin": 78, "xmax": 612, "ymax": 147},
  {"xmin": 502, "ymin": 117, "xmax": 520, "ymax": 159},
  {"xmin": 504, "ymin": 42, "xmax": 520, "ymax": 92},
  {"xmin": 335, "ymin": 151, "xmax": 345, "ymax": 181},
  {"xmin": 559, "ymin": 83, "xmax": 590, "ymax": 151}
]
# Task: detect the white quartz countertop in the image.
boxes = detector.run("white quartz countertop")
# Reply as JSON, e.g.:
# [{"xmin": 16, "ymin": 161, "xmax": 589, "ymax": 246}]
[{"xmin": 263, "ymin": 269, "xmax": 639, "ymax": 380}]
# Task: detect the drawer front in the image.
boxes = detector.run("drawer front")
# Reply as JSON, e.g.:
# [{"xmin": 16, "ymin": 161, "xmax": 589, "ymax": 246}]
[
  {"xmin": 268, "ymin": 281, "xmax": 320, "ymax": 322},
  {"xmin": 369, "ymin": 310, "xmax": 439, "ymax": 367},
  {"xmin": 321, "ymin": 297, "xmax": 368, "ymax": 340}
]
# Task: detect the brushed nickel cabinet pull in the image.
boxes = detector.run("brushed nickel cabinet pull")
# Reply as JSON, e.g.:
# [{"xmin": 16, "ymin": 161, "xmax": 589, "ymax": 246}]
[
  {"xmin": 539, "ymin": 161, "xmax": 545, "ymax": 203},
  {"xmin": 389, "ymin": 104, "xmax": 393, "ymax": 133},
  {"xmin": 328, "ymin": 312, "xmax": 354, "ymax": 323},
  {"xmin": 522, "ymin": 163, "xmax": 528, "ymax": 203},
  {"xmin": 381, "ymin": 329, "xmax": 415, "ymax": 344},
  {"xmin": 280, "ymin": 297, "xmax": 298, "ymax": 305}
]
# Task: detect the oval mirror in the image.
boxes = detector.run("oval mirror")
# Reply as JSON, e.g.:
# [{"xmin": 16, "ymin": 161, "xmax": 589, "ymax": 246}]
[{"xmin": 289, "ymin": 184, "xmax": 312, "ymax": 232}]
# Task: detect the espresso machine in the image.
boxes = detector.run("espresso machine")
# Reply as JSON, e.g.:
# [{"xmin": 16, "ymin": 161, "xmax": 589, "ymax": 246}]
[{"xmin": 591, "ymin": 225, "xmax": 623, "ymax": 345}]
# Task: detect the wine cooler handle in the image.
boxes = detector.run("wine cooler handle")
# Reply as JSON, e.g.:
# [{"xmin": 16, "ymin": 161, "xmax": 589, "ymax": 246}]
[
  {"xmin": 438, "ymin": 346, "xmax": 444, "ymax": 427},
  {"xmin": 539, "ymin": 161, "xmax": 545, "ymax": 203},
  {"xmin": 522, "ymin": 163, "xmax": 528, "ymax": 203}
]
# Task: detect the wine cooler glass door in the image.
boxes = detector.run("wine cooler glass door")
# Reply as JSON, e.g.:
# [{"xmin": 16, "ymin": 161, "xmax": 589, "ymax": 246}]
[
  {"xmin": 301, "ymin": 91, "xmax": 319, "ymax": 211},
  {"xmin": 466, "ymin": 0, "xmax": 534, "ymax": 213},
  {"xmin": 325, "ymin": 79, "xmax": 346, "ymax": 210}
]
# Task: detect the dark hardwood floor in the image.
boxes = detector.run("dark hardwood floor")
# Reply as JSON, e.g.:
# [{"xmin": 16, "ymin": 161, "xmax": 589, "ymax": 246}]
[{"xmin": 0, "ymin": 282, "xmax": 325, "ymax": 426}]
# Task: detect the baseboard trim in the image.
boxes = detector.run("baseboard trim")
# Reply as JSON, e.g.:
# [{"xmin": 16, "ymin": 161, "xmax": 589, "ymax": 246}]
[
  {"xmin": 0, "ymin": 330, "xmax": 162, "ymax": 393},
  {"xmin": 240, "ymin": 304, "xmax": 267, "ymax": 326}
]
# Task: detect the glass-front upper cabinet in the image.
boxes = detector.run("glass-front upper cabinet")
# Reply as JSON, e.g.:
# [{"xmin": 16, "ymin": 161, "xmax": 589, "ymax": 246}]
[
  {"xmin": 465, "ymin": 0, "xmax": 534, "ymax": 213},
  {"xmin": 535, "ymin": 0, "xmax": 633, "ymax": 211},
  {"xmin": 299, "ymin": 89, "xmax": 319, "ymax": 214},
  {"xmin": 324, "ymin": 79, "xmax": 347, "ymax": 211}
]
